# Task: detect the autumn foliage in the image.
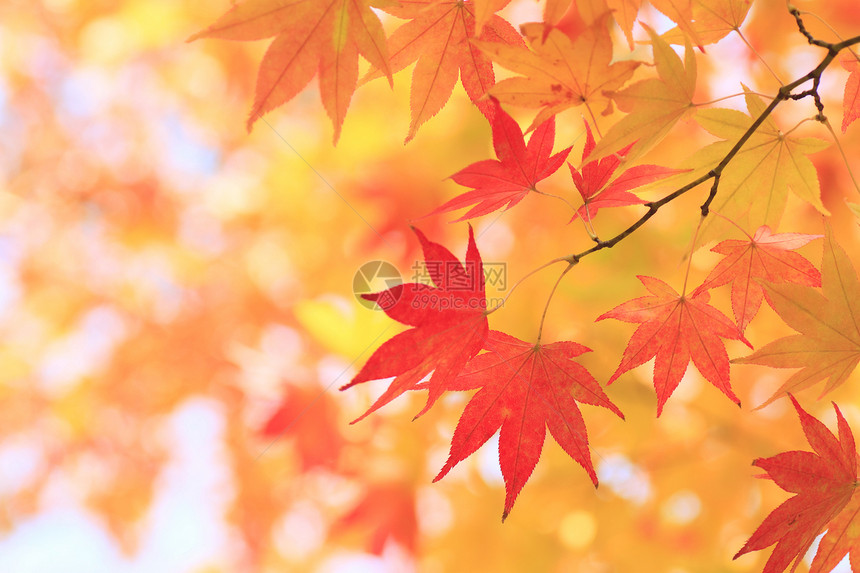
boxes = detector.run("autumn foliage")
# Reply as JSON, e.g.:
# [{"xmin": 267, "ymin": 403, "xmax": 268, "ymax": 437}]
[{"xmin": 5, "ymin": 0, "xmax": 860, "ymax": 571}]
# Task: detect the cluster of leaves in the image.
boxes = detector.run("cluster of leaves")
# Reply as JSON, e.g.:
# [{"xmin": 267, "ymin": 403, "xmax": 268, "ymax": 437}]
[{"xmin": 192, "ymin": 0, "xmax": 860, "ymax": 569}]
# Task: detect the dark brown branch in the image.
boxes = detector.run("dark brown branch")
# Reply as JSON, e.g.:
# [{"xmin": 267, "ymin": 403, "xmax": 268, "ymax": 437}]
[
  {"xmin": 561, "ymin": 28, "xmax": 860, "ymax": 267},
  {"xmin": 789, "ymin": 6, "xmax": 833, "ymax": 49}
]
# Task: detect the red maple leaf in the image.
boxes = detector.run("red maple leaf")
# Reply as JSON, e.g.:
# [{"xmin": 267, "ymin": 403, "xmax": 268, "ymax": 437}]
[
  {"xmin": 810, "ymin": 473, "xmax": 860, "ymax": 572},
  {"xmin": 260, "ymin": 386, "xmax": 344, "ymax": 470},
  {"xmin": 843, "ymin": 52, "xmax": 860, "ymax": 133},
  {"xmin": 734, "ymin": 395, "xmax": 858, "ymax": 573},
  {"xmin": 330, "ymin": 481, "xmax": 417, "ymax": 555},
  {"xmin": 433, "ymin": 330, "xmax": 623, "ymax": 521},
  {"xmin": 341, "ymin": 226, "xmax": 488, "ymax": 421},
  {"xmin": 426, "ymin": 99, "xmax": 572, "ymax": 221},
  {"xmin": 694, "ymin": 225, "xmax": 822, "ymax": 332},
  {"xmin": 597, "ymin": 275, "xmax": 751, "ymax": 416},
  {"xmin": 569, "ymin": 121, "xmax": 686, "ymax": 223}
]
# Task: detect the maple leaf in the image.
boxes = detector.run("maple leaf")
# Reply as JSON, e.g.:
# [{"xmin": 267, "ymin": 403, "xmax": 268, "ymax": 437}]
[
  {"xmin": 569, "ymin": 120, "xmax": 688, "ymax": 223},
  {"xmin": 260, "ymin": 386, "xmax": 344, "ymax": 470},
  {"xmin": 694, "ymin": 225, "xmax": 822, "ymax": 332},
  {"xmin": 587, "ymin": 26, "xmax": 697, "ymax": 163},
  {"xmin": 425, "ymin": 98, "xmax": 571, "ymax": 221},
  {"xmin": 544, "ymin": 0, "xmax": 573, "ymax": 25},
  {"xmin": 848, "ymin": 201, "xmax": 860, "ymax": 225},
  {"xmin": 607, "ymin": 0, "xmax": 642, "ymax": 49},
  {"xmin": 650, "ymin": 0, "xmax": 706, "ymax": 51},
  {"xmin": 843, "ymin": 51, "xmax": 860, "ymax": 133},
  {"xmin": 433, "ymin": 330, "xmax": 623, "ymax": 521},
  {"xmin": 597, "ymin": 275, "xmax": 750, "ymax": 416},
  {"xmin": 661, "ymin": 0, "xmax": 753, "ymax": 48},
  {"xmin": 692, "ymin": 88, "xmax": 830, "ymax": 244},
  {"xmin": 331, "ymin": 481, "xmax": 418, "ymax": 554},
  {"xmin": 341, "ymin": 226, "xmax": 489, "ymax": 421},
  {"xmin": 472, "ymin": 0, "xmax": 511, "ymax": 34},
  {"xmin": 734, "ymin": 395, "xmax": 858, "ymax": 573},
  {"xmin": 189, "ymin": 0, "xmax": 392, "ymax": 143},
  {"xmin": 475, "ymin": 15, "xmax": 640, "ymax": 132},
  {"xmin": 362, "ymin": 0, "xmax": 523, "ymax": 142},
  {"xmin": 546, "ymin": 0, "xmax": 635, "ymax": 46},
  {"xmin": 810, "ymin": 476, "xmax": 860, "ymax": 572},
  {"xmin": 734, "ymin": 224, "xmax": 860, "ymax": 408}
]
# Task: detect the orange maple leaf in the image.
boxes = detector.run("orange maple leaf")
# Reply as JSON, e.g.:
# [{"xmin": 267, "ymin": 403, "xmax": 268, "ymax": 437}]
[
  {"xmin": 472, "ymin": 0, "xmax": 511, "ymax": 34},
  {"xmin": 476, "ymin": 15, "xmax": 640, "ymax": 131},
  {"xmin": 607, "ymin": 0, "xmax": 642, "ymax": 49},
  {"xmin": 544, "ymin": 0, "xmax": 573, "ymax": 25},
  {"xmin": 363, "ymin": 0, "xmax": 523, "ymax": 142},
  {"xmin": 543, "ymin": 0, "xmax": 641, "ymax": 50},
  {"xmin": 190, "ymin": 0, "xmax": 392, "ymax": 143},
  {"xmin": 734, "ymin": 224, "xmax": 860, "ymax": 408},
  {"xmin": 694, "ymin": 225, "xmax": 822, "ymax": 332},
  {"xmin": 598, "ymin": 275, "xmax": 750, "ymax": 416}
]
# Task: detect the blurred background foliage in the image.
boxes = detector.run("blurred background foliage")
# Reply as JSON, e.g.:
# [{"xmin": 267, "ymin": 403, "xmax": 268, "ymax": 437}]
[{"xmin": 0, "ymin": 0, "xmax": 859, "ymax": 571}]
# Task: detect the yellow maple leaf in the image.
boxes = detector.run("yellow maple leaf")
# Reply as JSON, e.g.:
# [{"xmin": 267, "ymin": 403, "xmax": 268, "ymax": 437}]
[
  {"xmin": 661, "ymin": 0, "xmax": 753, "ymax": 47},
  {"xmin": 692, "ymin": 87, "xmax": 829, "ymax": 244},
  {"xmin": 586, "ymin": 26, "xmax": 697, "ymax": 163}
]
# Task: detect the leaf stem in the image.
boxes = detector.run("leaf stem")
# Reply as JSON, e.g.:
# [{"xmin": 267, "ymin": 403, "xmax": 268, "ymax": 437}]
[
  {"xmin": 781, "ymin": 117, "xmax": 815, "ymax": 137},
  {"xmin": 533, "ymin": 188, "xmax": 579, "ymax": 213},
  {"xmin": 820, "ymin": 117, "xmax": 860, "ymax": 197},
  {"xmin": 694, "ymin": 91, "xmax": 773, "ymax": 107},
  {"xmin": 711, "ymin": 210, "xmax": 754, "ymax": 241},
  {"xmin": 581, "ymin": 202, "xmax": 599, "ymax": 240},
  {"xmin": 535, "ymin": 262, "xmax": 575, "ymax": 344},
  {"xmin": 484, "ymin": 257, "xmax": 569, "ymax": 316},
  {"xmin": 584, "ymin": 103, "xmax": 603, "ymax": 138},
  {"xmin": 681, "ymin": 215, "xmax": 704, "ymax": 296},
  {"xmin": 735, "ymin": 29, "xmax": 784, "ymax": 85}
]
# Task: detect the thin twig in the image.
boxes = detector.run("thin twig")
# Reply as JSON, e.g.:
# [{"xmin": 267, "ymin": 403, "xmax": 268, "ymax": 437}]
[
  {"xmin": 820, "ymin": 118, "xmax": 860, "ymax": 197},
  {"xmin": 484, "ymin": 257, "xmax": 569, "ymax": 315},
  {"xmin": 681, "ymin": 216, "xmax": 705, "ymax": 296},
  {"xmin": 735, "ymin": 29, "xmax": 784, "ymax": 85},
  {"xmin": 535, "ymin": 262, "xmax": 575, "ymax": 344},
  {"xmin": 533, "ymin": 189, "xmax": 580, "ymax": 213},
  {"xmin": 695, "ymin": 91, "xmax": 774, "ymax": 107},
  {"xmin": 789, "ymin": 5, "xmax": 832, "ymax": 49}
]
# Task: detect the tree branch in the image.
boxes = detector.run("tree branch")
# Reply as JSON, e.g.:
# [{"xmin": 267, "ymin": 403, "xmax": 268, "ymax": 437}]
[{"xmin": 560, "ymin": 26, "xmax": 860, "ymax": 266}]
